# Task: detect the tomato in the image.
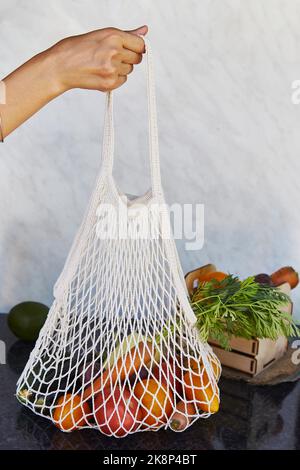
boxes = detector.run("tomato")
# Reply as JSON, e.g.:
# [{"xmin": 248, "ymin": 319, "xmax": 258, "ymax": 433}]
[
  {"xmin": 209, "ymin": 358, "xmax": 221, "ymax": 381},
  {"xmin": 94, "ymin": 386, "xmax": 142, "ymax": 437},
  {"xmin": 200, "ymin": 271, "xmax": 227, "ymax": 283},
  {"xmin": 134, "ymin": 378, "xmax": 174, "ymax": 427},
  {"xmin": 183, "ymin": 365, "xmax": 219, "ymax": 414},
  {"xmin": 152, "ymin": 359, "xmax": 183, "ymax": 395},
  {"xmin": 187, "ymin": 357, "xmax": 221, "ymax": 382},
  {"xmin": 53, "ymin": 393, "xmax": 90, "ymax": 431}
]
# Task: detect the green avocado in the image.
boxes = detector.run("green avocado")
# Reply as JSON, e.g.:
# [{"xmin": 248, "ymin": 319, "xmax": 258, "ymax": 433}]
[{"xmin": 8, "ymin": 301, "xmax": 49, "ymax": 342}]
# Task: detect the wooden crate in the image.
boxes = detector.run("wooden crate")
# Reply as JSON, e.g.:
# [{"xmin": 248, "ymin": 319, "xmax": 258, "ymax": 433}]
[
  {"xmin": 209, "ymin": 335, "xmax": 289, "ymax": 376},
  {"xmin": 185, "ymin": 267, "xmax": 293, "ymax": 376}
]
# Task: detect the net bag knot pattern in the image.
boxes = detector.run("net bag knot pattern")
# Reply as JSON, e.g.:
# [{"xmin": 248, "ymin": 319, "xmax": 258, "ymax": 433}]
[{"xmin": 16, "ymin": 39, "xmax": 221, "ymax": 437}]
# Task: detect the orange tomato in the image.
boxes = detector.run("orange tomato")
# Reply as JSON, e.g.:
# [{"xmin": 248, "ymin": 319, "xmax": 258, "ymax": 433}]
[
  {"xmin": 186, "ymin": 357, "xmax": 201, "ymax": 374},
  {"xmin": 53, "ymin": 393, "xmax": 90, "ymax": 431},
  {"xmin": 210, "ymin": 359, "xmax": 221, "ymax": 381},
  {"xmin": 200, "ymin": 271, "xmax": 228, "ymax": 283},
  {"xmin": 134, "ymin": 379, "xmax": 174, "ymax": 427},
  {"xmin": 187, "ymin": 357, "xmax": 221, "ymax": 382},
  {"xmin": 184, "ymin": 364, "xmax": 219, "ymax": 414}
]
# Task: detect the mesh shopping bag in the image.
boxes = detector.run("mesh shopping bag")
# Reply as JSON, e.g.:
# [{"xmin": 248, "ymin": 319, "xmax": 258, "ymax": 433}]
[{"xmin": 16, "ymin": 39, "xmax": 220, "ymax": 437}]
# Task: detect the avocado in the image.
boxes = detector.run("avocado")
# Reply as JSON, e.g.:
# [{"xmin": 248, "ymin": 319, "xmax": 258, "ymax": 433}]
[{"xmin": 8, "ymin": 301, "xmax": 49, "ymax": 342}]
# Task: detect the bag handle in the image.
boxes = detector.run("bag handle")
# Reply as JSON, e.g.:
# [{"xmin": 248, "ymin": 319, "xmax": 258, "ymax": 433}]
[{"xmin": 101, "ymin": 37, "xmax": 163, "ymax": 196}]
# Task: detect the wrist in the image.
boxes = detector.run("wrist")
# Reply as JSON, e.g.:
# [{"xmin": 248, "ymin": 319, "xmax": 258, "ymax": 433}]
[
  {"xmin": 44, "ymin": 39, "xmax": 74, "ymax": 96},
  {"xmin": 38, "ymin": 46, "xmax": 68, "ymax": 98}
]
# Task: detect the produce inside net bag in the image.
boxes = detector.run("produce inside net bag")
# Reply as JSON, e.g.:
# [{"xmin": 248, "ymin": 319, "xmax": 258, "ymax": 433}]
[{"xmin": 17, "ymin": 39, "xmax": 221, "ymax": 437}]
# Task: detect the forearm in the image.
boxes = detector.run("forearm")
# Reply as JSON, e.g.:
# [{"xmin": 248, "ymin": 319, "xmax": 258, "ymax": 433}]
[
  {"xmin": 0, "ymin": 49, "xmax": 62, "ymax": 138},
  {"xmin": 0, "ymin": 27, "xmax": 146, "ymax": 139}
]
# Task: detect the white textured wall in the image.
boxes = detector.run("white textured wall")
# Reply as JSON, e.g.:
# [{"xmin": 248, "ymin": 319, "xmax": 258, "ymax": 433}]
[{"xmin": 0, "ymin": 0, "xmax": 300, "ymax": 319}]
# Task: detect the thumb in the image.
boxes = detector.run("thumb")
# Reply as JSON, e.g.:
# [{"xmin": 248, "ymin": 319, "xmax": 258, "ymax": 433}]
[{"xmin": 127, "ymin": 25, "xmax": 148, "ymax": 36}]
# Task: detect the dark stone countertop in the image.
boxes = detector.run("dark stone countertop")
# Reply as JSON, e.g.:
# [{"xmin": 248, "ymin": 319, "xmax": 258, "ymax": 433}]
[{"xmin": 0, "ymin": 315, "xmax": 299, "ymax": 450}]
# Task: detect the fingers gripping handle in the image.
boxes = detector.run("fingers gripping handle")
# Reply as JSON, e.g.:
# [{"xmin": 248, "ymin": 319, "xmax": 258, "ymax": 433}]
[{"xmin": 102, "ymin": 38, "xmax": 162, "ymax": 196}]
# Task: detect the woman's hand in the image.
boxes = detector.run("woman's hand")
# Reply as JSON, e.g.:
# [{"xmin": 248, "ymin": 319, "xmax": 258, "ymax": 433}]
[
  {"xmin": 50, "ymin": 26, "xmax": 147, "ymax": 93},
  {"xmin": 0, "ymin": 25, "xmax": 147, "ymax": 138}
]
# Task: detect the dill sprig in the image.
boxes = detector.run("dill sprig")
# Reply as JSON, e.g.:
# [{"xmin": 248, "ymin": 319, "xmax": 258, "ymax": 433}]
[{"xmin": 190, "ymin": 275, "xmax": 300, "ymax": 350}]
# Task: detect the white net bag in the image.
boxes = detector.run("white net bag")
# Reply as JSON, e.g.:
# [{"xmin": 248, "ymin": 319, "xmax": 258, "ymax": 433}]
[{"xmin": 16, "ymin": 39, "xmax": 220, "ymax": 437}]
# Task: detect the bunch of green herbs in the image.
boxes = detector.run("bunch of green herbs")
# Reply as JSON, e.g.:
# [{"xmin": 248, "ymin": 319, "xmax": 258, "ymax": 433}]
[{"xmin": 190, "ymin": 275, "xmax": 300, "ymax": 350}]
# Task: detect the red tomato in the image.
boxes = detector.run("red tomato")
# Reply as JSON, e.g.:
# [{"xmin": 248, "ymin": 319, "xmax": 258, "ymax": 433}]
[
  {"xmin": 152, "ymin": 359, "xmax": 183, "ymax": 395},
  {"xmin": 94, "ymin": 386, "xmax": 142, "ymax": 437}
]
